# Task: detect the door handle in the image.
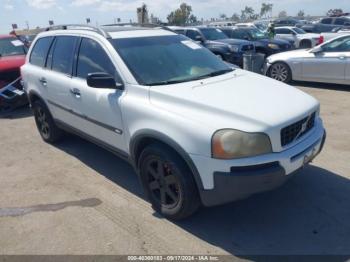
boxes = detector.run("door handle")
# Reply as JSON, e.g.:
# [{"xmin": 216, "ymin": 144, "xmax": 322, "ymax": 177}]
[
  {"xmin": 39, "ymin": 77, "xmax": 47, "ymax": 87},
  {"xmin": 70, "ymin": 88, "xmax": 81, "ymax": 98}
]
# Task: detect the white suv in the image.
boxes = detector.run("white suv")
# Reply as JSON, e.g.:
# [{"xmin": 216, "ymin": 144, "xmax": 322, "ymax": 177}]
[{"xmin": 21, "ymin": 25, "xmax": 326, "ymax": 220}]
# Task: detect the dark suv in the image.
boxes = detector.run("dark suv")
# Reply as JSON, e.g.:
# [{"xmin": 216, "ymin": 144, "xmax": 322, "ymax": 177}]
[
  {"xmin": 302, "ymin": 17, "xmax": 350, "ymax": 33},
  {"xmin": 221, "ymin": 27, "xmax": 292, "ymax": 57},
  {"xmin": 171, "ymin": 27, "xmax": 255, "ymax": 67}
]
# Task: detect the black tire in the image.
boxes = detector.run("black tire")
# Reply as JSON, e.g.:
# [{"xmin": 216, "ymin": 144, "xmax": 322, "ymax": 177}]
[
  {"xmin": 139, "ymin": 144, "xmax": 200, "ymax": 220},
  {"xmin": 33, "ymin": 100, "xmax": 63, "ymax": 143},
  {"xmin": 268, "ymin": 62, "xmax": 292, "ymax": 83},
  {"xmin": 299, "ymin": 40, "xmax": 312, "ymax": 49}
]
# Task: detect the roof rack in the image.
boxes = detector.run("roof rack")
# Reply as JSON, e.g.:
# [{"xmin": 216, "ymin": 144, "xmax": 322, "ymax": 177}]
[{"xmin": 45, "ymin": 24, "xmax": 110, "ymax": 38}]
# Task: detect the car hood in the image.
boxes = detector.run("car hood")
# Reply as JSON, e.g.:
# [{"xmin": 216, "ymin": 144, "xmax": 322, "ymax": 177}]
[
  {"xmin": 0, "ymin": 55, "xmax": 26, "ymax": 72},
  {"xmin": 149, "ymin": 69, "xmax": 319, "ymax": 133},
  {"xmin": 208, "ymin": 38, "xmax": 252, "ymax": 46},
  {"xmin": 268, "ymin": 49, "xmax": 309, "ymax": 61}
]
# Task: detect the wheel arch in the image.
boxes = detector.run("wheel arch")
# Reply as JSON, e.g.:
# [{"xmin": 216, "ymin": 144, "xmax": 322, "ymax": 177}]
[{"xmin": 130, "ymin": 129, "xmax": 204, "ymax": 191}]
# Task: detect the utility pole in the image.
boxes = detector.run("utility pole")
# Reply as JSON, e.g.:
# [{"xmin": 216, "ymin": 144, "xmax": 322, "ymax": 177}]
[{"xmin": 25, "ymin": 21, "xmax": 29, "ymax": 30}]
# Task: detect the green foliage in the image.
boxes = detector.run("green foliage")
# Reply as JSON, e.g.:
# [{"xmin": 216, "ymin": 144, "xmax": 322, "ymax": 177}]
[{"xmin": 167, "ymin": 3, "xmax": 198, "ymax": 25}]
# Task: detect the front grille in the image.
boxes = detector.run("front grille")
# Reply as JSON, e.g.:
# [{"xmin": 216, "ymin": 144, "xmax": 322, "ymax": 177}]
[
  {"xmin": 281, "ymin": 112, "xmax": 316, "ymax": 147},
  {"xmin": 242, "ymin": 44, "xmax": 254, "ymax": 52}
]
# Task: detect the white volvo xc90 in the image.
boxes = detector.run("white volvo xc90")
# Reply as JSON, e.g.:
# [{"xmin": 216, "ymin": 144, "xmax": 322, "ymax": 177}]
[{"xmin": 21, "ymin": 25, "xmax": 326, "ymax": 220}]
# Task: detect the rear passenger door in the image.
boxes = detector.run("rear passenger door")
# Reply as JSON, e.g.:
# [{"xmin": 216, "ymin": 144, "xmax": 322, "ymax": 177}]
[
  {"xmin": 69, "ymin": 37, "xmax": 127, "ymax": 153},
  {"xmin": 44, "ymin": 35, "xmax": 80, "ymax": 128}
]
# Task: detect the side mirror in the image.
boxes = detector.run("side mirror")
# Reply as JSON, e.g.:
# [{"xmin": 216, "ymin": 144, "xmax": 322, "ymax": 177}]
[
  {"xmin": 344, "ymin": 22, "xmax": 350, "ymax": 26},
  {"xmin": 310, "ymin": 46, "xmax": 323, "ymax": 53},
  {"xmin": 87, "ymin": 72, "xmax": 123, "ymax": 90}
]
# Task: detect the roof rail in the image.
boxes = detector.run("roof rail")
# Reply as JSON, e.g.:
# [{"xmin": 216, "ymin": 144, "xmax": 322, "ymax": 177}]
[
  {"xmin": 45, "ymin": 24, "xmax": 110, "ymax": 38},
  {"xmin": 102, "ymin": 23, "xmax": 165, "ymax": 28}
]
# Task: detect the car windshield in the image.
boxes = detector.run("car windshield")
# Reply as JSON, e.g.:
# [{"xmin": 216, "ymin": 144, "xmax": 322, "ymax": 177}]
[
  {"xmin": 111, "ymin": 35, "xmax": 233, "ymax": 86},
  {"xmin": 199, "ymin": 28, "xmax": 228, "ymax": 40},
  {"xmin": 0, "ymin": 38, "xmax": 26, "ymax": 57},
  {"xmin": 248, "ymin": 29, "xmax": 268, "ymax": 40},
  {"xmin": 292, "ymin": 27, "xmax": 306, "ymax": 34}
]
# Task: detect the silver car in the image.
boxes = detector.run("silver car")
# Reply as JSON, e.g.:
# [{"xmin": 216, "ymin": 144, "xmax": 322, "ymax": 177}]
[{"xmin": 265, "ymin": 35, "xmax": 350, "ymax": 85}]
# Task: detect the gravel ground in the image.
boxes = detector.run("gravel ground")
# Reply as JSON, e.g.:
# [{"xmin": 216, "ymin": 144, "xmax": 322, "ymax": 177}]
[{"xmin": 0, "ymin": 82, "xmax": 349, "ymax": 259}]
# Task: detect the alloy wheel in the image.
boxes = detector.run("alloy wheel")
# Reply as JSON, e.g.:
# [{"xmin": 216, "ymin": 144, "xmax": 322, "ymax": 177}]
[
  {"xmin": 36, "ymin": 107, "xmax": 50, "ymax": 140},
  {"xmin": 270, "ymin": 63, "xmax": 289, "ymax": 82},
  {"xmin": 146, "ymin": 158, "xmax": 181, "ymax": 209}
]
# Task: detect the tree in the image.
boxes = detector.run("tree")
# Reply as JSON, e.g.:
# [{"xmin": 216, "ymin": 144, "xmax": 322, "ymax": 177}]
[
  {"xmin": 241, "ymin": 6, "xmax": 258, "ymax": 21},
  {"xmin": 219, "ymin": 13, "xmax": 227, "ymax": 20},
  {"xmin": 231, "ymin": 13, "xmax": 240, "ymax": 22},
  {"xmin": 326, "ymin": 8, "xmax": 343, "ymax": 16},
  {"xmin": 260, "ymin": 3, "xmax": 273, "ymax": 18},
  {"xmin": 278, "ymin": 10, "xmax": 287, "ymax": 18},
  {"xmin": 297, "ymin": 10, "xmax": 305, "ymax": 18},
  {"xmin": 167, "ymin": 3, "xmax": 197, "ymax": 25}
]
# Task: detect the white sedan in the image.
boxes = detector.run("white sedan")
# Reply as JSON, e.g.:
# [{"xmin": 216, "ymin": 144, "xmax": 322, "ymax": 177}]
[
  {"xmin": 275, "ymin": 26, "xmax": 321, "ymax": 48},
  {"xmin": 265, "ymin": 35, "xmax": 350, "ymax": 85}
]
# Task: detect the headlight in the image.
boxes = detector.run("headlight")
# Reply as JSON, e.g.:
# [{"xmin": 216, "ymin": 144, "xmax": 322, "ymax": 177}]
[
  {"xmin": 228, "ymin": 45, "xmax": 239, "ymax": 52},
  {"xmin": 268, "ymin": 43, "xmax": 280, "ymax": 50},
  {"xmin": 212, "ymin": 129, "xmax": 272, "ymax": 159}
]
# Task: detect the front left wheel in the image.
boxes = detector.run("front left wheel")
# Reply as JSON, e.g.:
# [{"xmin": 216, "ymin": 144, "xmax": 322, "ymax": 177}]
[
  {"xmin": 139, "ymin": 144, "xmax": 200, "ymax": 220},
  {"xmin": 268, "ymin": 62, "xmax": 292, "ymax": 83}
]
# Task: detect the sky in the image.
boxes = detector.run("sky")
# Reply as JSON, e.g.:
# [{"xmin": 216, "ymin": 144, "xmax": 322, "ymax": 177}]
[{"xmin": 0, "ymin": 0, "xmax": 349, "ymax": 33}]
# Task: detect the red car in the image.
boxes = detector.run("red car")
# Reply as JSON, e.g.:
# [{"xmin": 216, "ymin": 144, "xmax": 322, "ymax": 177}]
[
  {"xmin": 0, "ymin": 34, "xmax": 27, "ymax": 88},
  {"xmin": 0, "ymin": 35, "xmax": 28, "ymax": 111}
]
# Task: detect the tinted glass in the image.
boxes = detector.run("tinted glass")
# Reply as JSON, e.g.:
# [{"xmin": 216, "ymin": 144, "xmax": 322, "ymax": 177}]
[
  {"xmin": 220, "ymin": 29, "xmax": 232, "ymax": 37},
  {"xmin": 0, "ymin": 38, "xmax": 26, "ymax": 57},
  {"xmin": 77, "ymin": 38, "xmax": 116, "ymax": 79},
  {"xmin": 199, "ymin": 28, "xmax": 228, "ymax": 40},
  {"xmin": 276, "ymin": 28, "xmax": 291, "ymax": 34},
  {"xmin": 247, "ymin": 29, "xmax": 268, "ymax": 40},
  {"xmin": 293, "ymin": 27, "xmax": 306, "ymax": 34},
  {"xmin": 322, "ymin": 36, "xmax": 350, "ymax": 52},
  {"xmin": 321, "ymin": 18, "xmax": 332, "ymax": 24},
  {"xmin": 186, "ymin": 30, "xmax": 201, "ymax": 40},
  {"xmin": 335, "ymin": 18, "xmax": 346, "ymax": 25},
  {"xmin": 231, "ymin": 30, "xmax": 247, "ymax": 39},
  {"xmin": 52, "ymin": 36, "xmax": 77, "ymax": 75},
  {"xmin": 30, "ymin": 37, "xmax": 53, "ymax": 67},
  {"xmin": 111, "ymin": 35, "xmax": 232, "ymax": 86}
]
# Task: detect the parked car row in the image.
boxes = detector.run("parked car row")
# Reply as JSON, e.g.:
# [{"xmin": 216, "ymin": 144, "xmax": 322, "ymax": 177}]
[{"xmin": 169, "ymin": 26, "xmax": 293, "ymax": 66}]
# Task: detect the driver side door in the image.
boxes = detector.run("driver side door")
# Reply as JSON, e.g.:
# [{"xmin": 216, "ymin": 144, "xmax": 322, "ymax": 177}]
[
  {"xmin": 69, "ymin": 37, "xmax": 127, "ymax": 153},
  {"xmin": 302, "ymin": 36, "xmax": 350, "ymax": 84}
]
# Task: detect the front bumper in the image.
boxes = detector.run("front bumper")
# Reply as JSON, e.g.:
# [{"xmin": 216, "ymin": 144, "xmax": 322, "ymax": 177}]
[{"xmin": 191, "ymin": 122, "xmax": 326, "ymax": 207}]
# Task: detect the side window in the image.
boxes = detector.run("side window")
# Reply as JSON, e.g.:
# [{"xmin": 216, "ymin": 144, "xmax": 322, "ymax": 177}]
[
  {"xmin": 186, "ymin": 30, "xmax": 201, "ymax": 40},
  {"xmin": 221, "ymin": 29, "xmax": 231, "ymax": 37},
  {"xmin": 321, "ymin": 18, "xmax": 332, "ymax": 24},
  {"xmin": 322, "ymin": 36, "xmax": 350, "ymax": 52},
  {"xmin": 76, "ymin": 38, "xmax": 118, "ymax": 80},
  {"xmin": 51, "ymin": 36, "xmax": 78, "ymax": 75},
  {"xmin": 334, "ymin": 18, "xmax": 345, "ymax": 25},
  {"xmin": 276, "ymin": 28, "xmax": 291, "ymax": 34},
  {"xmin": 231, "ymin": 30, "xmax": 244, "ymax": 39},
  {"xmin": 29, "ymin": 37, "xmax": 54, "ymax": 67}
]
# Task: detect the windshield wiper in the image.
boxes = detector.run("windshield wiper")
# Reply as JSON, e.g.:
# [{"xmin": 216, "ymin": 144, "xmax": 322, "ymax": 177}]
[{"xmin": 148, "ymin": 69, "xmax": 233, "ymax": 86}]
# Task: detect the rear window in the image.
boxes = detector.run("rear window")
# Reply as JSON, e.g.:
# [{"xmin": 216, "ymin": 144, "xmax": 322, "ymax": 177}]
[
  {"xmin": 30, "ymin": 37, "xmax": 54, "ymax": 67},
  {"xmin": 51, "ymin": 36, "xmax": 78, "ymax": 75}
]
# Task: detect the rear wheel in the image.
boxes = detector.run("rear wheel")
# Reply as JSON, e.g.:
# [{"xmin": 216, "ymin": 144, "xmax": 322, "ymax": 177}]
[
  {"xmin": 139, "ymin": 144, "xmax": 200, "ymax": 220},
  {"xmin": 268, "ymin": 62, "xmax": 292, "ymax": 83},
  {"xmin": 299, "ymin": 40, "xmax": 312, "ymax": 49},
  {"xmin": 33, "ymin": 100, "xmax": 63, "ymax": 143}
]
